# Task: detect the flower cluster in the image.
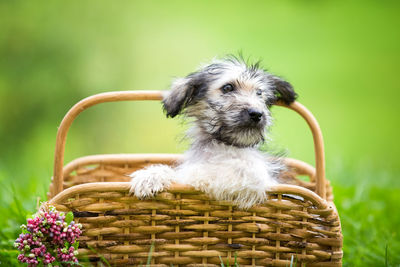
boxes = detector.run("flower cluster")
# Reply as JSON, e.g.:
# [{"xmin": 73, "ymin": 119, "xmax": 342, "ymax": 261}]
[{"xmin": 15, "ymin": 206, "xmax": 82, "ymax": 267}]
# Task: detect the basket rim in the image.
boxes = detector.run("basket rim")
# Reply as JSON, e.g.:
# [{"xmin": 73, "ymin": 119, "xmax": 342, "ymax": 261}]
[
  {"xmin": 62, "ymin": 153, "xmax": 182, "ymax": 178},
  {"xmin": 48, "ymin": 182, "xmax": 331, "ymax": 210},
  {"xmin": 61, "ymin": 153, "xmax": 317, "ymax": 181}
]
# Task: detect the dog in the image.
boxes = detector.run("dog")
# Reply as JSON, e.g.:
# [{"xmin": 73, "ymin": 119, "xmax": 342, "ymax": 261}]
[{"xmin": 129, "ymin": 56, "xmax": 297, "ymax": 209}]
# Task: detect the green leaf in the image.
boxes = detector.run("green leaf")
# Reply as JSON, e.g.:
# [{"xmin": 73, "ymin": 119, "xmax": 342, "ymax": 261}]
[
  {"xmin": 25, "ymin": 214, "xmax": 33, "ymax": 221},
  {"xmin": 73, "ymin": 241, "xmax": 79, "ymax": 250},
  {"xmin": 22, "ymin": 228, "xmax": 29, "ymax": 234},
  {"xmin": 65, "ymin": 211, "xmax": 74, "ymax": 224},
  {"xmin": 37, "ymin": 257, "xmax": 44, "ymax": 267}
]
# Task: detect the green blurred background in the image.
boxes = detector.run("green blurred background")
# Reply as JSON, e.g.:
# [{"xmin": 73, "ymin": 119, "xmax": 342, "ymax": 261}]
[{"xmin": 0, "ymin": 0, "xmax": 399, "ymax": 266}]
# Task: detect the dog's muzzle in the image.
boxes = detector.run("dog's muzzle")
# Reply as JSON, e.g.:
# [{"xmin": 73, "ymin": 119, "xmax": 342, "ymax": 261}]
[
  {"xmin": 248, "ymin": 108, "xmax": 263, "ymax": 123},
  {"xmin": 241, "ymin": 108, "xmax": 265, "ymax": 127}
]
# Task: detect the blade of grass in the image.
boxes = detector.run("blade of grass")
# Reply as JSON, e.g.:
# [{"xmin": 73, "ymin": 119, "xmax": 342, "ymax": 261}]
[
  {"xmin": 234, "ymin": 252, "xmax": 239, "ymax": 267},
  {"xmin": 87, "ymin": 245, "xmax": 111, "ymax": 267},
  {"xmin": 146, "ymin": 242, "xmax": 155, "ymax": 266},
  {"xmin": 218, "ymin": 255, "xmax": 225, "ymax": 267},
  {"xmin": 385, "ymin": 243, "xmax": 388, "ymax": 267}
]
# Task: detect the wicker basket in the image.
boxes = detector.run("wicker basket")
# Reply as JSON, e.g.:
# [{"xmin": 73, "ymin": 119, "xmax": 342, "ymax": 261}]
[{"xmin": 47, "ymin": 91, "xmax": 343, "ymax": 266}]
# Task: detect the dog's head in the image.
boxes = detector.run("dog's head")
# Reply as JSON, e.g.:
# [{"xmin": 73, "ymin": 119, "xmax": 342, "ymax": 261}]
[{"xmin": 163, "ymin": 56, "xmax": 297, "ymax": 147}]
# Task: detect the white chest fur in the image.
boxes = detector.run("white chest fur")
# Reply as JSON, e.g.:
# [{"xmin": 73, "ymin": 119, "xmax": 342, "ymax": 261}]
[{"xmin": 175, "ymin": 141, "xmax": 279, "ymax": 209}]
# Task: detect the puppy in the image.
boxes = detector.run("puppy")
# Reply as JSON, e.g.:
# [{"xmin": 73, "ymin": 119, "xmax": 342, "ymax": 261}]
[{"xmin": 129, "ymin": 56, "xmax": 297, "ymax": 209}]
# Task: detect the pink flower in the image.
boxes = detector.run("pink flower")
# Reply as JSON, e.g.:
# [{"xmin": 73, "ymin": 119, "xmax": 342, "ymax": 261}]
[{"xmin": 15, "ymin": 207, "xmax": 82, "ymax": 267}]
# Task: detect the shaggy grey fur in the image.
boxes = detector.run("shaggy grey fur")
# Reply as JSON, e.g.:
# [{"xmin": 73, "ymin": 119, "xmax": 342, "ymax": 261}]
[{"xmin": 130, "ymin": 56, "xmax": 297, "ymax": 209}]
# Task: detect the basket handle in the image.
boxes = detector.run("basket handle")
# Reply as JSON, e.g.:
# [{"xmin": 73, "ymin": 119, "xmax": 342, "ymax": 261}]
[
  {"xmin": 276, "ymin": 101, "xmax": 326, "ymax": 199},
  {"xmin": 52, "ymin": 91, "xmax": 326, "ymax": 199}
]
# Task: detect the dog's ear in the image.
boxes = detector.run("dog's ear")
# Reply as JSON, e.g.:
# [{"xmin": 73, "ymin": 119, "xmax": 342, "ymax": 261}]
[
  {"xmin": 269, "ymin": 75, "xmax": 297, "ymax": 105},
  {"xmin": 163, "ymin": 73, "xmax": 208, "ymax": 118}
]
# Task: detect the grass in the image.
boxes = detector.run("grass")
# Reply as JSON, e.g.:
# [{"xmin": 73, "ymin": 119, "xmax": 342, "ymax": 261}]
[
  {"xmin": 219, "ymin": 252, "xmax": 239, "ymax": 267},
  {"xmin": 331, "ymin": 163, "xmax": 400, "ymax": 266}
]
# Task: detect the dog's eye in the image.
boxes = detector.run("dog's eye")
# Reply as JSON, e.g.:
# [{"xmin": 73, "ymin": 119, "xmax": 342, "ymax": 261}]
[
  {"xmin": 221, "ymin": 84, "xmax": 234, "ymax": 94},
  {"xmin": 256, "ymin": 89, "xmax": 263, "ymax": 96}
]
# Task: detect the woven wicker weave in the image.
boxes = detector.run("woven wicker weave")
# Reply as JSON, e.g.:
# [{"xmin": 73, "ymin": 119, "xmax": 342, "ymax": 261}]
[{"xmin": 47, "ymin": 91, "xmax": 342, "ymax": 266}]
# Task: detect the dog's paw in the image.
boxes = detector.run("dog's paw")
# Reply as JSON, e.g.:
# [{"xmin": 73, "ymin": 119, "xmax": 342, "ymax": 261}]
[{"xmin": 129, "ymin": 165, "xmax": 175, "ymax": 199}]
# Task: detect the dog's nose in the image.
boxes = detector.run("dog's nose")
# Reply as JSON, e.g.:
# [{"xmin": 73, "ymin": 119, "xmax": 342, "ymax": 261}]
[{"xmin": 247, "ymin": 108, "xmax": 263, "ymax": 123}]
